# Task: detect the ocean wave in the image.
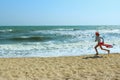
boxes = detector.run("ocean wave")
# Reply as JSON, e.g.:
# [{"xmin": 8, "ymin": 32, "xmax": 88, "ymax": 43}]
[
  {"xmin": 0, "ymin": 29, "xmax": 31, "ymax": 34},
  {"xmin": 10, "ymin": 36, "xmax": 52, "ymax": 42},
  {"xmin": 0, "ymin": 29, "xmax": 13, "ymax": 33},
  {"xmin": 97, "ymin": 29, "xmax": 120, "ymax": 33},
  {"xmin": 52, "ymin": 28, "xmax": 80, "ymax": 31}
]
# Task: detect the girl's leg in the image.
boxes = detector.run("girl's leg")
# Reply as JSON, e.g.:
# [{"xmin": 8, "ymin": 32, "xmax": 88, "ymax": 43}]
[
  {"xmin": 100, "ymin": 45, "xmax": 110, "ymax": 54},
  {"xmin": 94, "ymin": 44, "xmax": 99, "ymax": 55}
]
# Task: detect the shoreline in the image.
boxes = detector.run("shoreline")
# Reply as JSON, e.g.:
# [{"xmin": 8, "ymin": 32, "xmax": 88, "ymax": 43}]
[
  {"xmin": 0, "ymin": 52, "xmax": 118, "ymax": 59},
  {"xmin": 0, "ymin": 53, "xmax": 119, "ymax": 80}
]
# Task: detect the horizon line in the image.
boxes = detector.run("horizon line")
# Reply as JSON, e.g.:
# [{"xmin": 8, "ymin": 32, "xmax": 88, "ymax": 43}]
[{"xmin": 0, "ymin": 24, "xmax": 120, "ymax": 26}]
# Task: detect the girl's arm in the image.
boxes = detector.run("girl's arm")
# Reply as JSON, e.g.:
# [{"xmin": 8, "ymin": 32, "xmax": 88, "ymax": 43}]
[{"xmin": 95, "ymin": 36, "xmax": 97, "ymax": 42}]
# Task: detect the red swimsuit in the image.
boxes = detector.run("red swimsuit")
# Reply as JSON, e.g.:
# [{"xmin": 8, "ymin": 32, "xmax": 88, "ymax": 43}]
[{"xmin": 99, "ymin": 42, "xmax": 113, "ymax": 48}]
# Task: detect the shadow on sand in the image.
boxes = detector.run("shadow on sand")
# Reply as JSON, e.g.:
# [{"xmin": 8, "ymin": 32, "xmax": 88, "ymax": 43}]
[{"xmin": 83, "ymin": 55, "xmax": 103, "ymax": 59}]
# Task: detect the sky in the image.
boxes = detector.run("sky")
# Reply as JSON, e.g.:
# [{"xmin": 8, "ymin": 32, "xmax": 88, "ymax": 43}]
[{"xmin": 0, "ymin": 0, "xmax": 120, "ymax": 25}]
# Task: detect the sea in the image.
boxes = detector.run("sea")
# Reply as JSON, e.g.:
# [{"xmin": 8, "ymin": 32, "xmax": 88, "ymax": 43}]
[{"xmin": 0, "ymin": 25, "xmax": 120, "ymax": 58}]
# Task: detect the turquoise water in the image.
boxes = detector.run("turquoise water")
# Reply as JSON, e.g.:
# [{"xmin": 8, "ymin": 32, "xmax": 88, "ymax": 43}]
[{"xmin": 0, "ymin": 25, "xmax": 120, "ymax": 57}]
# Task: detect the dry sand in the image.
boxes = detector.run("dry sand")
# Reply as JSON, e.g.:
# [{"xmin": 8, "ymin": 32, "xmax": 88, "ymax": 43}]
[{"xmin": 0, "ymin": 53, "xmax": 120, "ymax": 80}]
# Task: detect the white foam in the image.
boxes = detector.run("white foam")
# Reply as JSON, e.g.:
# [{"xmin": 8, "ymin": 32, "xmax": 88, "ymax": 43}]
[{"xmin": 0, "ymin": 29, "xmax": 13, "ymax": 33}]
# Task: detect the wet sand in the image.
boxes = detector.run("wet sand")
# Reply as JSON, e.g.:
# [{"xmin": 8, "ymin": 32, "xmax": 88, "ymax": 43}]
[{"xmin": 0, "ymin": 53, "xmax": 120, "ymax": 80}]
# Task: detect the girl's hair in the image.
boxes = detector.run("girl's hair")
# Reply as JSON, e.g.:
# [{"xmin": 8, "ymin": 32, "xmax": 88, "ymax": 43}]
[{"xmin": 95, "ymin": 32, "xmax": 99, "ymax": 36}]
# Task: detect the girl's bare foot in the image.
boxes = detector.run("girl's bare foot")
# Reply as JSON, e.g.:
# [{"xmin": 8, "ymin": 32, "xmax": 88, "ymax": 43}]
[{"xmin": 96, "ymin": 53, "xmax": 99, "ymax": 55}]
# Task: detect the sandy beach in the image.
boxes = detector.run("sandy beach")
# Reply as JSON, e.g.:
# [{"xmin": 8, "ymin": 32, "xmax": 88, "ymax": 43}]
[{"xmin": 0, "ymin": 53, "xmax": 119, "ymax": 80}]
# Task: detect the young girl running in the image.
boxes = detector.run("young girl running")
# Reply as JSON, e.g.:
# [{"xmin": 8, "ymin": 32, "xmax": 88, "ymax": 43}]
[{"xmin": 94, "ymin": 32, "xmax": 110, "ymax": 55}]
